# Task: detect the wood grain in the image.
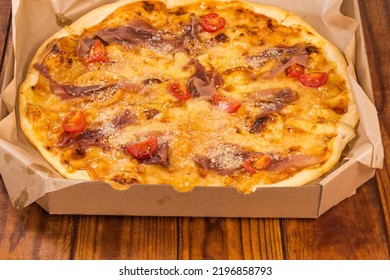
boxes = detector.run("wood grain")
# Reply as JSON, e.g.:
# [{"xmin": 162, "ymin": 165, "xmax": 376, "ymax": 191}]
[
  {"xmin": 72, "ymin": 216, "xmax": 178, "ymax": 259},
  {"xmin": 0, "ymin": 177, "xmax": 75, "ymax": 259},
  {"xmin": 282, "ymin": 179, "xmax": 389, "ymax": 259},
  {"xmin": 280, "ymin": 0, "xmax": 390, "ymax": 261},
  {"xmin": 0, "ymin": 0, "xmax": 11, "ymax": 91},
  {"xmin": 359, "ymin": 0, "xmax": 390, "ymax": 255},
  {"xmin": 179, "ymin": 217, "xmax": 283, "ymax": 259}
]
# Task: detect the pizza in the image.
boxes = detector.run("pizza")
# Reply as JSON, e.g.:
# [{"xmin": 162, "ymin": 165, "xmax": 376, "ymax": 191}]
[{"xmin": 18, "ymin": 0, "xmax": 359, "ymax": 193}]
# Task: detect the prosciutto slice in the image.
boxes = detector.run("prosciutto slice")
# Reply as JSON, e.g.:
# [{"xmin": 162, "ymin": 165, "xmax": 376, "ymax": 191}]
[
  {"xmin": 269, "ymin": 154, "xmax": 323, "ymax": 172},
  {"xmin": 249, "ymin": 87, "xmax": 298, "ymax": 134},
  {"xmin": 247, "ymin": 44, "xmax": 308, "ymax": 78},
  {"xmin": 33, "ymin": 63, "xmax": 143, "ymax": 100},
  {"xmin": 140, "ymin": 142, "xmax": 170, "ymax": 166},
  {"xmin": 253, "ymin": 87, "xmax": 298, "ymax": 112},
  {"xmin": 50, "ymin": 83, "xmax": 111, "ymax": 100},
  {"xmin": 194, "ymin": 143, "xmax": 251, "ymax": 175},
  {"xmin": 57, "ymin": 129, "xmax": 105, "ymax": 148},
  {"xmin": 77, "ymin": 37, "xmax": 96, "ymax": 59},
  {"xmin": 96, "ymin": 19, "xmax": 183, "ymax": 54},
  {"xmin": 186, "ymin": 59, "xmax": 222, "ymax": 97},
  {"xmin": 111, "ymin": 110, "xmax": 139, "ymax": 129}
]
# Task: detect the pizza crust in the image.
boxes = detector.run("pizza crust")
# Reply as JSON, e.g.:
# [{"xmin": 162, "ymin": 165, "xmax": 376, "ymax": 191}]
[{"xmin": 19, "ymin": 0, "xmax": 359, "ymax": 190}]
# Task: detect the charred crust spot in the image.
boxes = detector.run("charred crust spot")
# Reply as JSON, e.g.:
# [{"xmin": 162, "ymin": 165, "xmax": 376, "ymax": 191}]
[
  {"xmin": 197, "ymin": 168, "xmax": 207, "ymax": 178},
  {"xmin": 249, "ymin": 114, "xmax": 274, "ymax": 134},
  {"xmin": 72, "ymin": 146, "xmax": 86, "ymax": 159},
  {"xmin": 235, "ymin": 8, "xmax": 244, "ymax": 14},
  {"xmin": 267, "ymin": 19, "xmax": 276, "ymax": 31},
  {"xmin": 332, "ymin": 106, "xmax": 347, "ymax": 115},
  {"xmin": 143, "ymin": 108, "xmax": 160, "ymax": 119},
  {"xmin": 52, "ymin": 44, "xmax": 61, "ymax": 53},
  {"xmin": 143, "ymin": 78, "xmax": 162, "ymax": 85},
  {"xmin": 173, "ymin": 7, "xmax": 187, "ymax": 16},
  {"xmin": 235, "ymin": 127, "xmax": 242, "ymax": 134},
  {"xmin": 215, "ymin": 33, "xmax": 229, "ymax": 43},
  {"xmin": 306, "ymin": 45, "xmax": 319, "ymax": 54},
  {"xmin": 67, "ymin": 58, "xmax": 73, "ymax": 67},
  {"xmin": 142, "ymin": 1, "xmax": 155, "ymax": 12},
  {"xmin": 31, "ymin": 86, "xmax": 35, "ymax": 90},
  {"xmin": 288, "ymin": 146, "xmax": 301, "ymax": 153},
  {"xmin": 112, "ymin": 175, "xmax": 139, "ymax": 186}
]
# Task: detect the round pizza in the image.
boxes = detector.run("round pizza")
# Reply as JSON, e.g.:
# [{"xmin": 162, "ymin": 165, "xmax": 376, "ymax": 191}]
[{"xmin": 19, "ymin": 0, "xmax": 359, "ymax": 193}]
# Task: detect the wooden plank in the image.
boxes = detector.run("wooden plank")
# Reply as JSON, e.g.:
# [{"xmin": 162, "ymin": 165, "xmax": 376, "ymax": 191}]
[
  {"xmin": 282, "ymin": 179, "xmax": 388, "ymax": 259},
  {"xmin": 0, "ymin": 0, "xmax": 11, "ymax": 65},
  {"xmin": 281, "ymin": 0, "xmax": 390, "ymax": 260},
  {"xmin": 179, "ymin": 217, "xmax": 283, "ymax": 259},
  {"xmin": 0, "ymin": 0, "xmax": 75, "ymax": 260},
  {"xmin": 0, "ymin": 177, "xmax": 75, "ymax": 259},
  {"xmin": 359, "ymin": 0, "xmax": 390, "ymax": 254},
  {"xmin": 0, "ymin": 0, "xmax": 11, "ymax": 91},
  {"xmin": 72, "ymin": 216, "xmax": 178, "ymax": 259}
]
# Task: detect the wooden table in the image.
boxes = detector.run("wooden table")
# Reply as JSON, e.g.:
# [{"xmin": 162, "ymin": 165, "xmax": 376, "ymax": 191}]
[{"xmin": 0, "ymin": 0, "xmax": 389, "ymax": 260}]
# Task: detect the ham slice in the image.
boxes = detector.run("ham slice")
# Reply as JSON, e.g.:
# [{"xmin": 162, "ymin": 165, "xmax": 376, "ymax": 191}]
[
  {"xmin": 77, "ymin": 37, "xmax": 96, "ymax": 59},
  {"xmin": 194, "ymin": 143, "xmax": 251, "ymax": 175},
  {"xmin": 186, "ymin": 59, "xmax": 223, "ymax": 98},
  {"xmin": 250, "ymin": 87, "xmax": 298, "ymax": 133},
  {"xmin": 50, "ymin": 83, "xmax": 110, "ymax": 100},
  {"xmin": 34, "ymin": 63, "xmax": 143, "ymax": 100},
  {"xmin": 111, "ymin": 110, "xmax": 139, "ymax": 129},
  {"xmin": 140, "ymin": 142, "xmax": 170, "ymax": 166},
  {"xmin": 269, "ymin": 154, "xmax": 323, "ymax": 172},
  {"xmin": 253, "ymin": 87, "xmax": 298, "ymax": 111},
  {"xmin": 187, "ymin": 77, "xmax": 218, "ymax": 97},
  {"xmin": 57, "ymin": 129, "xmax": 104, "ymax": 148},
  {"xmin": 263, "ymin": 52, "xmax": 308, "ymax": 79},
  {"xmin": 247, "ymin": 44, "xmax": 308, "ymax": 78},
  {"xmin": 96, "ymin": 19, "xmax": 183, "ymax": 54}
]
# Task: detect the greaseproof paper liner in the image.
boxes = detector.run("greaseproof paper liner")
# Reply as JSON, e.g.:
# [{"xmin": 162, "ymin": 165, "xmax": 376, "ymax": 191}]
[{"xmin": 0, "ymin": 0, "xmax": 384, "ymax": 209}]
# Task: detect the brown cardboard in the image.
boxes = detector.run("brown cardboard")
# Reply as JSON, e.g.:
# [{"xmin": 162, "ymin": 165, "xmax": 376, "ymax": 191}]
[
  {"xmin": 0, "ymin": 0, "xmax": 384, "ymax": 217},
  {"xmin": 36, "ymin": 183, "xmax": 322, "ymax": 218}
]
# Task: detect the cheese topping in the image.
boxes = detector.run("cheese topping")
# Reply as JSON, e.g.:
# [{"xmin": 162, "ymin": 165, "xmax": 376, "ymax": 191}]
[{"xmin": 20, "ymin": 0, "xmax": 357, "ymax": 193}]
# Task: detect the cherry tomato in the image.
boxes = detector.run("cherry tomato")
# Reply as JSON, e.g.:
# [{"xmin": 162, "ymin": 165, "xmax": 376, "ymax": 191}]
[
  {"xmin": 298, "ymin": 72, "xmax": 328, "ymax": 88},
  {"xmin": 242, "ymin": 154, "xmax": 271, "ymax": 174},
  {"xmin": 88, "ymin": 40, "xmax": 108, "ymax": 63},
  {"xmin": 212, "ymin": 94, "xmax": 241, "ymax": 113},
  {"xmin": 285, "ymin": 63, "xmax": 305, "ymax": 78},
  {"xmin": 62, "ymin": 111, "xmax": 87, "ymax": 133},
  {"xmin": 200, "ymin": 13, "xmax": 226, "ymax": 33},
  {"xmin": 167, "ymin": 80, "xmax": 191, "ymax": 101},
  {"xmin": 126, "ymin": 136, "xmax": 159, "ymax": 159}
]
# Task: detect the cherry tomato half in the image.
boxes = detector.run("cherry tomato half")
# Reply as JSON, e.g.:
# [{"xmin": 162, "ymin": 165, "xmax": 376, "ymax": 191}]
[
  {"xmin": 62, "ymin": 111, "xmax": 87, "ymax": 133},
  {"xmin": 200, "ymin": 13, "xmax": 226, "ymax": 33},
  {"xmin": 242, "ymin": 154, "xmax": 271, "ymax": 174},
  {"xmin": 88, "ymin": 40, "xmax": 108, "ymax": 63},
  {"xmin": 167, "ymin": 80, "xmax": 191, "ymax": 101},
  {"xmin": 212, "ymin": 94, "xmax": 241, "ymax": 113},
  {"xmin": 285, "ymin": 63, "xmax": 305, "ymax": 78},
  {"xmin": 298, "ymin": 72, "xmax": 328, "ymax": 88},
  {"xmin": 126, "ymin": 136, "xmax": 159, "ymax": 159}
]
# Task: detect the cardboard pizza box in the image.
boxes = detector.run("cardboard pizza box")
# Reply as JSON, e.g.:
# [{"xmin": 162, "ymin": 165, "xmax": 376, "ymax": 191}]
[{"xmin": 0, "ymin": 0, "xmax": 383, "ymax": 217}]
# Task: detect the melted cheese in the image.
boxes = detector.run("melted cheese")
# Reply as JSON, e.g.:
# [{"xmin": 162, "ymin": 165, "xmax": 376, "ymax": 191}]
[{"xmin": 20, "ymin": 0, "xmax": 357, "ymax": 193}]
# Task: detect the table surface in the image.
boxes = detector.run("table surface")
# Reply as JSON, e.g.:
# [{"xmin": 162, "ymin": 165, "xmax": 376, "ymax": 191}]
[{"xmin": 0, "ymin": 0, "xmax": 389, "ymax": 260}]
